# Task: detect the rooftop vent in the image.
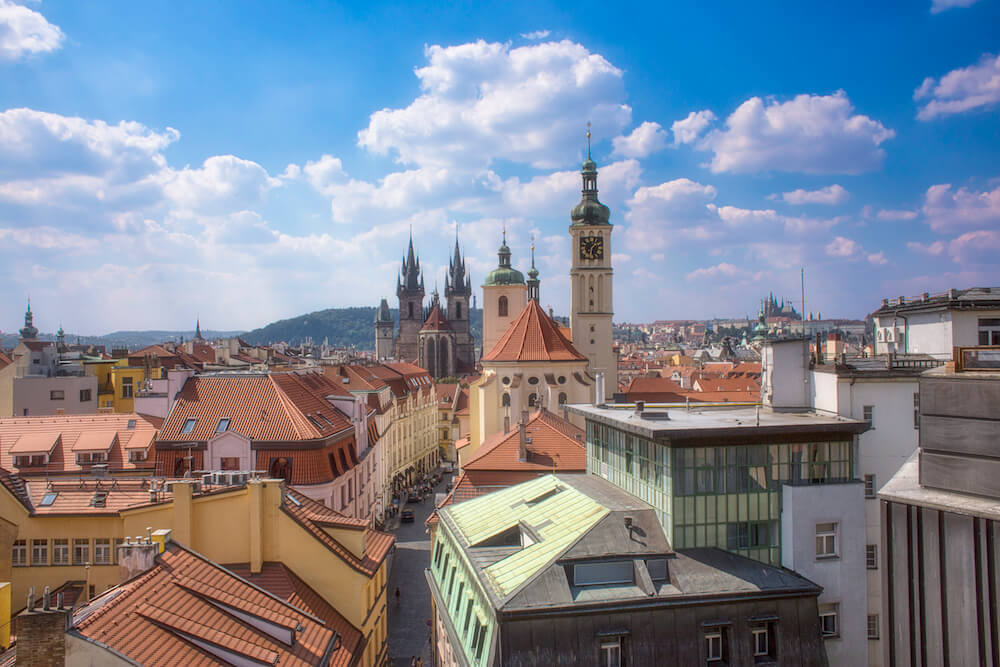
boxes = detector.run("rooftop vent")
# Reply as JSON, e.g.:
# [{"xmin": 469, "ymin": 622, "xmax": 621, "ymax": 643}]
[{"xmin": 640, "ymin": 410, "xmax": 671, "ymax": 421}]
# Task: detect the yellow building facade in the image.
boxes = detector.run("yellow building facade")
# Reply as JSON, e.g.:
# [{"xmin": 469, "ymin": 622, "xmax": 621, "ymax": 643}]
[{"xmin": 84, "ymin": 359, "xmax": 161, "ymax": 413}]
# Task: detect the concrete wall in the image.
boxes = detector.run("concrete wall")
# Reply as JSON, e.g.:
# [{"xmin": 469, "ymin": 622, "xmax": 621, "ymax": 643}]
[
  {"xmin": 762, "ymin": 338, "xmax": 810, "ymax": 408},
  {"xmin": 13, "ymin": 375, "xmax": 97, "ymax": 417},
  {"xmin": 782, "ymin": 482, "xmax": 867, "ymax": 667}
]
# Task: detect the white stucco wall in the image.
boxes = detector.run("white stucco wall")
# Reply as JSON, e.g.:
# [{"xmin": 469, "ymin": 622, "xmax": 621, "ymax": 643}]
[
  {"xmin": 13, "ymin": 375, "xmax": 98, "ymax": 417},
  {"xmin": 762, "ymin": 339, "xmax": 810, "ymax": 408},
  {"xmin": 782, "ymin": 482, "xmax": 866, "ymax": 667}
]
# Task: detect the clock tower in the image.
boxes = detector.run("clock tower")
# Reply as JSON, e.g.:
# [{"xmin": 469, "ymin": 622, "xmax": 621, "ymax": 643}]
[{"xmin": 569, "ymin": 144, "xmax": 617, "ymax": 399}]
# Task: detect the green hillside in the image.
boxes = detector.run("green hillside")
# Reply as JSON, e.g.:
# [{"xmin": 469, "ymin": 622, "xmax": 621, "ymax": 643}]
[{"xmin": 242, "ymin": 306, "xmax": 482, "ymax": 350}]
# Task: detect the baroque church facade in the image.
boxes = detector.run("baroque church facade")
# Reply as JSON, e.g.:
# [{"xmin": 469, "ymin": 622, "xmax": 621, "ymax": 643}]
[{"xmin": 376, "ymin": 234, "xmax": 476, "ymax": 378}]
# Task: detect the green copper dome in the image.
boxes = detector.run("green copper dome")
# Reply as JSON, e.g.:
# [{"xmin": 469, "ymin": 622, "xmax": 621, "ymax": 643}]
[
  {"xmin": 571, "ymin": 158, "xmax": 611, "ymax": 226},
  {"xmin": 484, "ymin": 231, "xmax": 526, "ymax": 286}
]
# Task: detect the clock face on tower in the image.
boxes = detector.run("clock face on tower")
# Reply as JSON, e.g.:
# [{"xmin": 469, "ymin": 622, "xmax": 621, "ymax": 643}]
[{"xmin": 579, "ymin": 235, "xmax": 604, "ymax": 260}]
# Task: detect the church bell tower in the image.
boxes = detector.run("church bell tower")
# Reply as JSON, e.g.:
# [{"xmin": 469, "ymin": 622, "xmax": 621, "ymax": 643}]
[{"xmin": 569, "ymin": 131, "xmax": 617, "ymax": 399}]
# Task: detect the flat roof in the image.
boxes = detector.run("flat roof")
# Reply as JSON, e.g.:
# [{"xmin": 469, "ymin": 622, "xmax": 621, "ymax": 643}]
[
  {"xmin": 880, "ymin": 451, "xmax": 1000, "ymax": 521},
  {"xmin": 567, "ymin": 403, "xmax": 866, "ymax": 440}
]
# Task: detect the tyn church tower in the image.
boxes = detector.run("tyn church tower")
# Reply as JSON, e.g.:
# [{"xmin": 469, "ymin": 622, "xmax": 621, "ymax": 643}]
[
  {"xmin": 569, "ymin": 148, "xmax": 617, "ymax": 398},
  {"xmin": 395, "ymin": 233, "xmax": 425, "ymax": 362}
]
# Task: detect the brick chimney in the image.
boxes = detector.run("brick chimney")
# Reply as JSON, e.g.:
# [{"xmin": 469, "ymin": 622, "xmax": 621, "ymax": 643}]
[
  {"xmin": 118, "ymin": 536, "xmax": 159, "ymax": 583},
  {"xmin": 16, "ymin": 586, "xmax": 70, "ymax": 666}
]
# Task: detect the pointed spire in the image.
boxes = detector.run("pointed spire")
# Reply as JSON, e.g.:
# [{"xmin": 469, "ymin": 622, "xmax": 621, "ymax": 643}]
[
  {"xmin": 527, "ymin": 235, "xmax": 540, "ymax": 302},
  {"xmin": 19, "ymin": 298, "xmax": 38, "ymax": 340},
  {"xmin": 586, "ymin": 121, "xmax": 592, "ymax": 160}
]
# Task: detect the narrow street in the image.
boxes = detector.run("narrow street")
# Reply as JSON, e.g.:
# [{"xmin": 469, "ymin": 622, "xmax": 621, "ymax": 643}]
[{"xmin": 387, "ymin": 473, "xmax": 451, "ymax": 666}]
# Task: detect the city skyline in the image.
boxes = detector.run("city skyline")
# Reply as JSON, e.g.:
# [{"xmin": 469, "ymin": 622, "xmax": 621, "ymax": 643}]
[{"xmin": 1, "ymin": 0, "xmax": 999, "ymax": 335}]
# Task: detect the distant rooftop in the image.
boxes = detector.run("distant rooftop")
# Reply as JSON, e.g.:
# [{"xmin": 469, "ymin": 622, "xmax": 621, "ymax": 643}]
[
  {"xmin": 568, "ymin": 403, "xmax": 866, "ymax": 440},
  {"xmin": 871, "ymin": 286, "xmax": 1000, "ymax": 316}
]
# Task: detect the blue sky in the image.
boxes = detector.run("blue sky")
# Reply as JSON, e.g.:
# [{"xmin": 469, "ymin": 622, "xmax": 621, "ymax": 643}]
[{"xmin": 0, "ymin": 0, "xmax": 998, "ymax": 335}]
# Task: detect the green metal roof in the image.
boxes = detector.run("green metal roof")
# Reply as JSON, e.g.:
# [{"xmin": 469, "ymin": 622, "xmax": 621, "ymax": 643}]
[
  {"xmin": 483, "ymin": 266, "xmax": 525, "ymax": 286},
  {"xmin": 444, "ymin": 474, "xmax": 608, "ymax": 598}
]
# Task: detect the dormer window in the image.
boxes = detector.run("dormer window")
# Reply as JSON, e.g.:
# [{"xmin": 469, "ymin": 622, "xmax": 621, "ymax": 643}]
[
  {"xmin": 181, "ymin": 418, "xmax": 197, "ymax": 434},
  {"xmin": 216, "ymin": 418, "xmax": 230, "ymax": 433},
  {"xmin": 573, "ymin": 560, "xmax": 633, "ymax": 586}
]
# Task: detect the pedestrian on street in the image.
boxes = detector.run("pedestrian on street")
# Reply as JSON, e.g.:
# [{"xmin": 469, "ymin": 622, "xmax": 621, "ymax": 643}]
[
  {"xmin": 416, "ymin": 657, "xmax": 423, "ymax": 667},
  {"xmin": 410, "ymin": 656, "xmax": 417, "ymax": 666}
]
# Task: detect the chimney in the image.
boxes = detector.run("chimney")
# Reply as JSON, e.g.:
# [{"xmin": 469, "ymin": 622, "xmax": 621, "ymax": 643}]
[
  {"xmin": 634, "ymin": 400, "xmax": 645, "ymax": 415},
  {"xmin": 118, "ymin": 538, "xmax": 159, "ymax": 584},
  {"xmin": 897, "ymin": 296, "xmax": 905, "ymax": 306},
  {"xmin": 881, "ymin": 298, "xmax": 889, "ymax": 307},
  {"xmin": 948, "ymin": 288, "xmax": 957, "ymax": 299},
  {"xmin": 814, "ymin": 333, "xmax": 824, "ymax": 365},
  {"xmin": 922, "ymin": 292, "xmax": 929, "ymax": 302},
  {"xmin": 518, "ymin": 411, "xmax": 529, "ymax": 462},
  {"xmin": 17, "ymin": 587, "xmax": 70, "ymax": 666}
]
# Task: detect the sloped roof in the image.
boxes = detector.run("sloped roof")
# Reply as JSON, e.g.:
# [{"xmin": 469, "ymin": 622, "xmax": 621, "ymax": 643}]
[
  {"xmin": 71, "ymin": 541, "xmax": 342, "ymax": 666},
  {"xmin": 0, "ymin": 350, "xmax": 12, "ymax": 370},
  {"xmin": 420, "ymin": 303, "xmax": 451, "ymax": 332},
  {"xmin": 435, "ymin": 383, "xmax": 459, "ymax": 404},
  {"xmin": 463, "ymin": 410, "xmax": 585, "ymax": 473},
  {"xmin": 693, "ymin": 377, "xmax": 760, "ymax": 393},
  {"xmin": 482, "ymin": 300, "xmax": 586, "ymax": 363}
]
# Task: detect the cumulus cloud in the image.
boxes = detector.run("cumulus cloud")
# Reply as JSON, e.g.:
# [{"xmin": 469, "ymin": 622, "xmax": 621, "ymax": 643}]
[
  {"xmin": 686, "ymin": 262, "xmax": 741, "ymax": 281},
  {"xmin": 520, "ymin": 30, "xmax": 550, "ymax": 40},
  {"xmin": 907, "ymin": 240, "xmax": 946, "ymax": 256},
  {"xmin": 922, "ymin": 182, "xmax": 1000, "ymax": 232},
  {"xmin": 779, "ymin": 184, "xmax": 849, "ymax": 205},
  {"xmin": 948, "ymin": 229, "xmax": 1000, "ymax": 264},
  {"xmin": 825, "ymin": 236, "xmax": 861, "ymax": 258},
  {"xmin": 930, "ymin": 0, "xmax": 980, "ymax": 13},
  {"xmin": 163, "ymin": 155, "xmax": 281, "ymax": 213},
  {"xmin": 915, "ymin": 53, "xmax": 1000, "ymax": 120},
  {"xmin": 697, "ymin": 91, "xmax": 894, "ymax": 174},
  {"xmin": 671, "ymin": 110, "xmax": 716, "ymax": 145},
  {"xmin": 301, "ymin": 154, "xmax": 347, "ymax": 194},
  {"xmin": 867, "ymin": 252, "xmax": 888, "ymax": 265},
  {"xmin": 612, "ymin": 121, "xmax": 668, "ymax": 158},
  {"xmin": 357, "ymin": 39, "xmax": 631, "ymax": 169},
  {"xmin": 0, "ymin": 0, "xmax": 63, "ymax": 61},
  {"xmin": 876, "ymin": 209, "xmax": 918, "ymax": 221}
]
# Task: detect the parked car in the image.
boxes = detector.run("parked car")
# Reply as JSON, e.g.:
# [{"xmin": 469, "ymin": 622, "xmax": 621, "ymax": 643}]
[{"xmin": 401, "ymin": 509, "xmax": 415, "ymax": 523}]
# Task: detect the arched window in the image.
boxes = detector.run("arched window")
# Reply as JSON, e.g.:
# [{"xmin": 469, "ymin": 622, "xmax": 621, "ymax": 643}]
[
  {"xmin": 270, "ymin": 457, "xmax": 292, "ymax": 483},
  {"xmin": 498, "ymin": 296, "xmax": 508, "ymax": 317},
  {"xmin": 558, "ymin": 392, "xmax": 568, "ymax": 405},
  {"xmin": 502, "ymin": 393, "xmax": 511, "ymax": 407},
  {"xmin": 528, "ymin": 393, "xmax": 537, "ymax": 407}
]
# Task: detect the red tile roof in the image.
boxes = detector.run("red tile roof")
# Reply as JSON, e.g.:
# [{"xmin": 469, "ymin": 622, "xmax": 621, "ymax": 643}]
[
  {"xmin": 226, "ymin": 562, "xmax": 364, "ymax": 667},
  {"xmin": 0, "ymin": 350, "xmax": 12, "ymax": 370},
  {"xmin": 282, "ymin": 488, "xmax": 394, "ymax": 577},
  {"xmin": 0, "ymin": 414, "xmax": 160, "ymax": 474},
  {"xmin": 435, "ymin": 383, "xmax": 459, "ymax": 404},
  {"xmin": 693, "ymin": 377, "xmax": 761, "ymax": 393},
  {"xmin": 71, "ymin": 541, "xmax": 343, "ymax": 666},
  {"xmin": 420, "ymin": 303, "xmax": 451, "ymax": 331},
  {"xmin": 463, "ymin": 410, "xmax": 586, "ymax": 473},
  {"xmin": 190, "ymin": 343, "xmax": 216, "ymax": 363},
  {"xmin": 482, "ymin": 300, "xmax": 586, "ymax": 362}
]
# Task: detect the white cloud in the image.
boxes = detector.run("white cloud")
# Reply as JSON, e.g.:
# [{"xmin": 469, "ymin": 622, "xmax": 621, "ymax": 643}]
[
  {"xmin": 520, "ymin": 30, "xmax": 550, "ymax": 40},
  {"xmin": 876, "ymin": 209, "xmax": 918, "ymax": 221},
  {"xmin": 825, "ymin": 236, "xmax": 861, "ymax": 258},
  {"xmin": 930, "ymin": 0, "xmax": 980, "ymax": 13},
  {"xmin": 922, "ymin": 182, "xmax": 1000, "ymax": 232},
  {"xmin": 907, "ymin": 240, "xmax": 946, "ymax": 255},
  {"xmin": 301, "ymin": 154, "xmax": 347, "ymax": 194},
  {"xmin": 671, "ymin": 110, "xmax": 715, "ymax": 145},
  {"xmin": 612, "ymin": 121, "xmax": 668, "ymax": 158},
  {"xmin": 623, "ymin": 178, "xmax": 718, "ymax": 250},
  {"xmin": 948, "ymin": 229, "xmax": 1000, "ymax": 264},
  {"xmin": 698, "ymin": 91, "xmax": 894, "ymax": 174},
  {"xmin": 685, "ymin": 262, "xmax": 741, "ymax": 281},
  {"xmin": 779, "ymin": 184, "xmax": 849, "ymax": 205},
  {"xmin": 867, "ymin": 251, "xmax": 888, "ymax": 265},
  {"xmin": 0, "ymin": 0, "xmax": 63, "ymax": 61},
  {"xmin": 915, "ymin": 53, "xmax": 1000, "ymax": 120},
  {"xmin": 163, "ymin": 155, "xmax": 280, "ymax": 213},
  {"xmin": 357, "ymin": 39, "xmax": 631, "ymax": 169}
]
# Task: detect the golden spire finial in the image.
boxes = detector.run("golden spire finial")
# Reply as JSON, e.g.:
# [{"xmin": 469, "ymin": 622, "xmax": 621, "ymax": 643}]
[{"xmin": 586, "ymin": 121, "xmax": 592, "ymax": 159}]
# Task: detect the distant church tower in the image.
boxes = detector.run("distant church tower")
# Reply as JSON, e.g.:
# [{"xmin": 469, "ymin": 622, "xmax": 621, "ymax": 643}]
[
  {"xmin": 374, "ymin": 298, "xmax": 394, "ymax": 360},
  {"xmin": 395, "ymin": 232, "xmax": 425, "ymax": 361},
  {"xmin": 445, "ymin": 234, "xmax": 475, "ymax": 369},
  {"xmin": 19, "ymin": 300, "xmax": 38, "ymax": 340},
  {"xmin": 481, "ymin": 229, "xmax": 527, "ymax": 356},
  {"xmin": 569, "ymin": 136, "xmax": 618, "ymax": 398}
]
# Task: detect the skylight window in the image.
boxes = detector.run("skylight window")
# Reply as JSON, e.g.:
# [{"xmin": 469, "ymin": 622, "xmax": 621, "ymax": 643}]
[
  {"xmin": 216, "ymin": 418, "xmax": 230, "ymax": 433},
  {"xmin": 181, "ymin": 418, "xmax": 197, "ymax": 434},
  {"xmin": 40, "ymin": 492, "xmax": 58, "ymax": 507},
  {"xmin": 127, "ymin": 419, "xmax": 136, "ymax": 430}
]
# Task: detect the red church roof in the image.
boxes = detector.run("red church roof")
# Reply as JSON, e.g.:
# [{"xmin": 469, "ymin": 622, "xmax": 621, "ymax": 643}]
[
  {"xmin": 420, "ymin": 303, "xmax": 451, "ymax": 332},
  {"xmin": 482, "ymin": 300, "xmax": 586, "ymax": 363}
]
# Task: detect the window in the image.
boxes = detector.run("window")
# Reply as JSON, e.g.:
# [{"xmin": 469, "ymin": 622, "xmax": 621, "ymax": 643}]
[
  {"xmin": 600, "ymin": 637, "xmax": 622, "ymax": 667},
  {"xmin": 751, "ymin": 622, "xmax": 777, "ymax": 662},
  {"xmin": 528, "ymin": 393, "xmax": 537, "ymax": 407},
  {"xmin": 866, "ymin": 544, "xmax": 878, "ymax": 570},
  {"xmin": 558, "ymin": 392, "xmax": 568, "ymax": 405},
  {"xmin": 447, "ymin": 566, "xmax": 456, "ymax": 597},
  {"xmin": 456, "ymin": 302, "xmax": 462, "ymax": 319},
  {"xmin": 216, "ymin": 418, "xmax": 230, "ymax": 432},
  {"xmin": 122, "ymin": 376, "xmax": 133, "ymax": 399},
  {"xmin": 498, "ymin": 296, "xmax": 508, "ymax": 317},
  {"xmin": 95, "ymin": 539, "xmax": 112, "ymax": 565},
  {"xmin": 129, "ymin": 449, "xmax": 148, "ymax": 463},
  {"xmin": 502, "ymin": 393, "xmax": 511, "ymax": 407},
  {"xmin": 574, "ymin": 560, "xmax": 633, "ymax": 586},
  {"xmin": 863, "ymin": 405, "xmax": 874, "ymax": 427},
  {"xmin": 979, "ymin": 318, "xmax": 1000, "ymax": 345},
  {"xmin": 473, "ymin": 621, "xmax": 488, "ymax": 660},
  {"xmin": 528, "ymin": 376, "xmax": 539, "ymax": 385},
  {"xmin": 12, "ymin": 540, "xmax": 27, "ymax": 567},
  {"xmin": 705, "ymin": 628, "xmax": 726, "ymax": 662},
  {"xmin": 73, "ymin": 539, "xmax": 90, "ymax": 565},
  {"xmin": 220, "ymin": 456, "xmax": 240, "ymax": 471},
  {"xmin": 816, "ymin": 522, "xmax": 838, "ymax": 558},
  {"xmin": 181, "ymin": 418, "xmax": 197, "ymax": 434},
  {"xmin": 864, "ymin": 474, "xmax": 876, "ymax": 498},
  {"xmin": 408, "ymin": 302, "xmax": 414, "ymax": 319},
  {"xmin": 434, "ymin": 542, "xmax": 443, "ymax": 567},
  {"xmin": 14, "ymin": 454, "xmax": 46, "ymax": 467},
  {"xmin": 913, "ymin": 392, "xmax": 920, "ymax": 430},
  {"xmin": 31, "ymin": 539, "xmax": 48, "ymax": 565},
  {"xmin": 867, "ymin": 614, "xmax": 879, "ymax": 640},
  {"xmin": 80, "ymin": 389, "xmax": 92, "ymax": 402},
  {"xmin": 127, "ymin": 419, "xmax": 136, "ymax": 429},
  {"xmin": 752, "ymin": 626, "xmax": 769, "ymax": 657},
  {"xmin": 77, "ymin": 451, "xmax": 108, "ymax": 465},
  {"xmin": 49, "ymin": 390, "xmax": 65, "ymax": 400},
  {"xmin": 463, "ymin": 599, "xmax": 474, "ymax": 637},
  {"xmin": 52, "ymin": 539, "xmax": 69, "ymax": 565},
  {"xmin": 819, "ymin": 603, "xmax": 839, "ymax": 638},
  {"xmin": 646, "ymin": 558, "xmax": 668, "ymax": 581},
  {"xmin": 40, "ymin": 492, "xmax": 58, "ymax": 506}
]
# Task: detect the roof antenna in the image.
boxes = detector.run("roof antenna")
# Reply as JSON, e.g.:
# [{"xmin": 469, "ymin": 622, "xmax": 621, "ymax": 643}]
[{"xmin": 586, "ymin": 121, "xmax": 592, "ymax": 159}]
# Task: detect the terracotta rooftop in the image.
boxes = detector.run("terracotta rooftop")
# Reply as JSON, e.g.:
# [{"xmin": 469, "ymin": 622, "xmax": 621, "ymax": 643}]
[
  {"xmin": 158, "ymin": 372, "xmax": 352, "ymax": 444},
  {"xmin": 463, "ymin": 410, "xmax": 586, "ymax": 473},
  {"xmin": 72, "ymin": 541, "xmax": 343, "ymax": 666},
  {"xmin": 435, "ymin": 383, "xmax": 459, "ymax": 405},
  {"xmin": 693, "ymin": 377, "xmax": 761, "ymax": 393},
  {"xmin": 420, "ymin": 303, "xmax": 451, "ymax": 331},
  {"xmin": 282, "ymin": 488, "xmax": 394, "ymax": 577},
  {"xmin": 482, "ymin": 300, "xmax": 586, "ymax": 363},
  {"xmin": 226, "ymin": 562, "xmax": 364, "ymax": 667},
  {"xmin": 0, "ymin": 414, "xmax": 159, "ymax": 474},
  {"xmin": 0, "ymin": 350, "xmax": 11, "ymax": 370}
]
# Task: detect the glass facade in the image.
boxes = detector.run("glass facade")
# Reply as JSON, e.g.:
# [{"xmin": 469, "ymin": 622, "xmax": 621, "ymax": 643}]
[{"xmin": 587, "ymin": 420, "xmax": 854, "ymax": 565}]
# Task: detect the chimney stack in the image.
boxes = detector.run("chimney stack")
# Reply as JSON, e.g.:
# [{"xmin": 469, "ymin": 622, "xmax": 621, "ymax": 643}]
[
  {"xmin": 17, "ymin": 586, "xmax": 70, "ymax": 666},
  {"xmin": 118, "ymin": 539, "xmax": 158, "ymax": 584}
]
